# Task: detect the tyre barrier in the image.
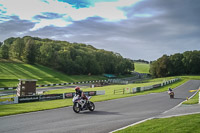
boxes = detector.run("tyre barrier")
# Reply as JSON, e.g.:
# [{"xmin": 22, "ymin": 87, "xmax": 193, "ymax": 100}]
[{"xmin": 0, "ymin": 80, "xmax": 108, "ymax": 91}]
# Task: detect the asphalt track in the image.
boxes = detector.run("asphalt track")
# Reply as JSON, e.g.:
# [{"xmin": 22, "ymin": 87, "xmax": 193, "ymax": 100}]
[{"xmin": 0, "ymin": 80, "xmax": 200, "ymax": 133}]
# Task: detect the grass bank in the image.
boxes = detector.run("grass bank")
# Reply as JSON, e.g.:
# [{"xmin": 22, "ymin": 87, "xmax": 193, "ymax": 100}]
[
  {"xmin": 183, "ymin": 91, "xmax": 199, "ymax": 104},
  {"xmin": 115, "ymin": 113, "xmax": 200, "ymax": 133},
  {"xmin": 134, "ymin": 62, "xmax": 150, "ymax": 74},
  {"xmin": 0, "ymin": 62, "xmax": 107, "ymax": 87}
]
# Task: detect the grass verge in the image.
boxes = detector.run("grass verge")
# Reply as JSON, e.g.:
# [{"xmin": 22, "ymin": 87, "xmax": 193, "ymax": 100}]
[
  {"xmin": 114, "ymin": 113, "xmax": 200, "ymax": 133},
  {"xmin": 183, "ymin": 91, "xmax": 199, "ymax": 104}
]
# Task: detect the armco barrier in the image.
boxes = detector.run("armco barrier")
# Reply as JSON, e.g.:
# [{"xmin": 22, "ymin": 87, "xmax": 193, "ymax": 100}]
[
  {"xmin": 96, "ymin": 90, "xmax": 105, "ymax": 95},
  {"xmin": 153, "ymin": 84, "xmax": 161, "ymax": 88},
  {"xmin": 141, "ymin": 86, "xmax": 153, "ymax": 91}
]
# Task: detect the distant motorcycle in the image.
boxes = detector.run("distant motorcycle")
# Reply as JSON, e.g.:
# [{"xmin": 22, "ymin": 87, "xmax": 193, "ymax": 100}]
[
  {"xmin": 72, "ymin": 94, "xmax": 95, "ymax": 113},
  {"xmin": 168, "ymin": 91, "xmax": 174, "ymax": 98}
]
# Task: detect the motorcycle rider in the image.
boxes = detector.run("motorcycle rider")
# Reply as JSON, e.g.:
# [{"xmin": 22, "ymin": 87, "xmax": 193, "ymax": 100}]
[
  {"xmin": 168, "ymin": 87, "xmax": 174, "ymax": 98},
  {"xmin": 75, "ymin": 86, "xmax": 88, "ymax": 107}
]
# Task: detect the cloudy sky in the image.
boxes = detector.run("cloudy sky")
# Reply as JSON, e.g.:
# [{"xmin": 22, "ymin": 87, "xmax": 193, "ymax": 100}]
[{"xmin": 0, "ymin": 0, "xmax": 200, "ymax": 61}]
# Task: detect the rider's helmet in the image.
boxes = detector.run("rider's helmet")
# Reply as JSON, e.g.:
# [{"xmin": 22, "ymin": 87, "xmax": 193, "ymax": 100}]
[
  {"xmin": 75, "ymin": 86, "xmax": 80, "ymax": 92},
  {"xmin": 168, "ymin": 88, "xmax": 172, "ymax": 91}
]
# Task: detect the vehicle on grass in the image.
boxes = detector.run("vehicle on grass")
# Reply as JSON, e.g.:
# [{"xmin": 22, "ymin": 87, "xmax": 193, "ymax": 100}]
[{"xmin": 72, "ymin": 94, "xmax": 95, "ymax": 113}]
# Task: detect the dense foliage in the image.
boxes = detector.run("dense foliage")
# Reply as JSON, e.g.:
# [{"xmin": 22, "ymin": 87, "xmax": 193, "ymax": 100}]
[
  {"xmin": 0, "ymin": 36, "xmax": 134, "ymax": 75},
  {"xmin": 150, "ymin": 51, "xmax": 200, "ymax": 77},
  {"xmin": 133, "ymin": 59, "xmax": 149, "ymax": 64}
]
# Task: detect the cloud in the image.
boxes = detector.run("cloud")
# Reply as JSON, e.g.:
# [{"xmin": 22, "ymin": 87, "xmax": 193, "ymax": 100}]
[
  {"xmin": 0, "ymin": 0, "xmax": 140, "ymax": 29},
  {"xmin": 0, "ymin": 16, "xmax": 35, "ymax": 41},
  {"xmin": 0, "ymin": 0, "xmax": 200, "ymax": 61},
  {"xmin": 33, "ymin": 12, "xmax": 66, "ymax": 20},
  {"xmin": 57, "ymin": 0, "xmax": 94, "ymax": 9}
]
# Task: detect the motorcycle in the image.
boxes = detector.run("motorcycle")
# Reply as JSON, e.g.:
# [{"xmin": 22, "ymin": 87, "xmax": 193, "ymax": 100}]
[
  {"xmin": 72, "ymin": 94, "xmax": 95, "ymax": 113},
  {"xmin": 168, "ymin": 91, "xmax": 174, "ymax": 98}
]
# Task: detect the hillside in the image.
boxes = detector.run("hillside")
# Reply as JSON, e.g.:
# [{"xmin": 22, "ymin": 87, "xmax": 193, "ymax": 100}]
[
  {"xmin": 0, "ymin": 36, "xmax": 134, "ymax": 75},
  {"xmin": 134, "ymin": 62, "xmax": 150, "ymax": 73},
  {"xmin": 0, "ymin": 61, "xmax": 107, "ymax": 87}
]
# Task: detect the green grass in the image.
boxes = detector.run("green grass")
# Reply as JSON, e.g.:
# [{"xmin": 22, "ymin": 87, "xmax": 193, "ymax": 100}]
[
  {"xmin": 134, "ymin": 62, "xmax": 150, "ymax": 74},
  {"xmin": 115, "ymin": 113, "xmax": 200, "ymax": 133},
  {"xmin": 0, "ymin": 99, "xmax": 72, "ymax": 116},
  {"xmin": 183, "ymin": 91, "xmax": 199, "ymax": 104},
  {"xmin": 0, "ymin": 62, "xmax": 107, "ymax": 87}
]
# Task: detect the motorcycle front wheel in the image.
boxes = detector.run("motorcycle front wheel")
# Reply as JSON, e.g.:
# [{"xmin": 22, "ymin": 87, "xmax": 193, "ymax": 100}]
[
  {"xmin": 88, "ymin": 102, "xmax": 95, "ymax": 111},
  {"xmin": 73, "ymin": 102, "xmax": 81, "ymax": 113}
]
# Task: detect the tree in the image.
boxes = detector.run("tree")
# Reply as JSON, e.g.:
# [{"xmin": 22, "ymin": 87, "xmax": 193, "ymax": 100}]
[
  {"xmin": 10, "ymin": 38, "xmax": 25, "ymax": 59},
  {"xmin": 23, "ymin": 39, "xmax": 36, "ymax": 64},
  {"xmin": 169, "ymin": 53, "xmax": 184, "ymax": 75},
  {"xmin": 0, "ymin": 44, "xmax": 9, "ymax": 59},
  {"xmin": 39, "ymin": 43, "xmax": 56, "ymax": 66},
  {"xmin": 150, "ymin": 61, "xmax": 159, "ymax": 78},
  {"xmin": 151, "ymin": 55, "xmax": 170, "ymax": 77}
]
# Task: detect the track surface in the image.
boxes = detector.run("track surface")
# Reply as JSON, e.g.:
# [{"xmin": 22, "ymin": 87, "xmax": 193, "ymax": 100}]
[{"xmin": 0, "ymin": 80, "xmax": 200, "ymax": 133}]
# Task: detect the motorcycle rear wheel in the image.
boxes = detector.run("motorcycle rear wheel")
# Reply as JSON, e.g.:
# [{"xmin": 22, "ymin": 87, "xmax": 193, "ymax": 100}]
[
  {"xmin": 73, "ymin": 103, "xmax": 81, "ymax": 113},
  {"xmin": 170, "ymin": 92, "xmax": 174, "ymax": 98}
]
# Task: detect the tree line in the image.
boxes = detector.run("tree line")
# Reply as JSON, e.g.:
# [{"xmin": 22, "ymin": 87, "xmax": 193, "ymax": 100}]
[
  {"xmin": 150, "ymin": 51, "xmax": 200, "ymax": 78},
  {"xmin": 0, "ymin": 36, "xmax": 134, "ymax": 75},
  {"xmin": 133, "ymin": 59, "xmax": 149, "ymax": 64}
]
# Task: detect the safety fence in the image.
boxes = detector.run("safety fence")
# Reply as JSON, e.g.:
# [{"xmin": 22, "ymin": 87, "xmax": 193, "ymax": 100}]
[
  {"xmin": 108, "ymin": 75, "xmax": 150, "ymax": 85},
  {"xmin": 0, "ymin": 80, "xmax": 108, "ymax": 91},
  {"xmin": 0, "ymin": 90, "xmax": 105, "ymax": 105},
  {"xmin": 132, "ymin": 78, "xmax": 180, "ymax": 93},
  {"xmin": 113, "ymin": 78, "xmax": 180, "ymax": 94}
]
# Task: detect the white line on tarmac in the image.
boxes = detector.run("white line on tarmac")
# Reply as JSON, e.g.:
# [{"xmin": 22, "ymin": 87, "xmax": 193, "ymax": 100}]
[{"xmin": 109, "ymin": 117, "xmax": 154, "ymax": 133}]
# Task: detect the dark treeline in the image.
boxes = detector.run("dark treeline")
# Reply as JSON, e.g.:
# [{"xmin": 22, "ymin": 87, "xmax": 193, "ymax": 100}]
[
  {"xmin": 150, "ymin": 51, "xmax": 200, "ymax": 78},
  {"xmin": 0, "ymin": 36, "xmax": 134, "ymax": 75},
  {"xmin": 133, "ymin": 59, "xmax": 149, "ymax": 64}
]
